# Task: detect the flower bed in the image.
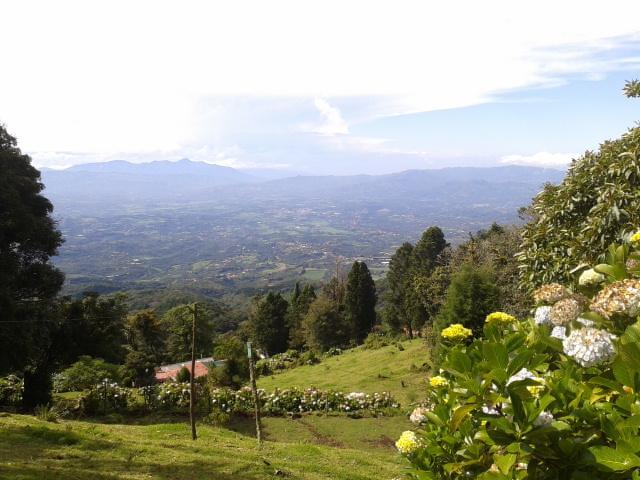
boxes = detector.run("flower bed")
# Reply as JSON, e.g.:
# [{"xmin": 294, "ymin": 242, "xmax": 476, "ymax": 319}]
[
  {"xmin": 210, "ymin": 387, "xmax": 398, "ymax": 416},
  {"xmin": 397, "ymin": 235, "xmax": 640, "ymax": 479}
]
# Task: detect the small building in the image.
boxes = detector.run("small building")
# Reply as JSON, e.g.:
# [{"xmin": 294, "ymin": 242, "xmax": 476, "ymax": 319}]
[{"xmin": 154, "ymin": 357, "xmax": 225, "ymax": 383}]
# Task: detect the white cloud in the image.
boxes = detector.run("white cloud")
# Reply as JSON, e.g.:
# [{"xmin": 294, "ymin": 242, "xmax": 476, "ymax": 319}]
[
  {"xmin": 311, "ymin": 98, "xmax": 349, "ymax": 136},
  {"xmin": 1, "ymin": 0, "xmax": 640, "ymax": 165},
  {"xmin": 501, "ymin": 152, "xmax": 577, "ymax": 168}
]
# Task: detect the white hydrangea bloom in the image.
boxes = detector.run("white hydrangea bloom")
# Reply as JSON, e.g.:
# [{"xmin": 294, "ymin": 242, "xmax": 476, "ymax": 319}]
[
  {"xmin": 534, "ymin": 306, "xmax": 552, "ymax": 326},
  {"xmin": 551, "ymin": 326, "xmax": 566, "ymax": 340},
  {"xmin": 481, "ymin": 405, "xmax": 500, "ymax": 416},
  {"xmin": 562, "ymin": 328, "xmax": 616, "ymax": 367},
  {"xmin": 409, "ymin": 406, "xmax": 430, "ymax": 425},
  {"xmin": 533, "ymin": 411, "xmax": 554, "ymax": 427},
  {"xmin": 578, "ymin": 268, "xmax": 604, "ymax": 286},
  {"xmin": 577, "ymin": 317, "xmax": 595, "ymax": 327},
  {"xmin": 507, "ymin": 368, "xmax": 536, "ymax": 385}
]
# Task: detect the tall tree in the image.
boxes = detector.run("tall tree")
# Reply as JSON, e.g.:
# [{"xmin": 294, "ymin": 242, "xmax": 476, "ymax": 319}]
[
  {"xmin": 162, "ymin": 304, "xmax": 215, "ymax": 361},
  {"xmin": 383, "ymin": 242, "xmax": 414, "ymax": 335},
  {"xmin": 303, "ymin": 296, "xmax": 347, "ymax": 352},
  {"xmin": 412, "ymin": 226, "xmax": 448, "ymax": 274},
  {"xmin": 345, "ymin": 261, "xmax": 377, "ymax": 343},
  {"xmin": 59, "ymin": 293, "xmax": 128, "ymax": 364},
  {"xmin": 435, "ymin": 265, "xmax": 500, "ymax": 335},
  {"xmin": 287, "ymin": 283, "xmax": 316, "ymax": 350},
  {"xmin": 249, "ymin": 292, "xmax": 289, "ymax": 355},
  {"xmin": 0, "ymin": 124, "xmax": 65, "ymax": 407},
  {"xmin": 121, "ymin": 310, "xmax": 165, "ymax": 386}
]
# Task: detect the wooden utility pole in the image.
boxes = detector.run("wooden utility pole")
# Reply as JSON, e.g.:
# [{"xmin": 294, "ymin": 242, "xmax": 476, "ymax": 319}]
[
  {"xmin": 189, "ymin": 303, "xmax": 198, "ymax": 440},
  {"xmin": 247, "ymin": 341, "xmax": 262, "ymax": 443}
]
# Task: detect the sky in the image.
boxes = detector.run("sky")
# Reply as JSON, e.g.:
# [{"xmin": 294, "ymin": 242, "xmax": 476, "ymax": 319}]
[{"xmin": 1, "ymin": 1, "xmax": 640, "ymax": 175}]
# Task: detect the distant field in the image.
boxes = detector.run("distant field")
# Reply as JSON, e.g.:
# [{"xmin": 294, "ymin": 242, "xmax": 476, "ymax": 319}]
[
  {"xmin": 0, "ymin": 414, "xmax": 408, "ymax": 479},
  {"xmin": 258, "ymin": 339, "xmax": 429, "ymax": 406}
]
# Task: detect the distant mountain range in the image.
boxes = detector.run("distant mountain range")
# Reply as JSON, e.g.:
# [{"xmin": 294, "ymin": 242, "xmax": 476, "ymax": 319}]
[
  {"xmin": 39, "ymin": 159, "xmax": 566, "ymax": 299},
  {"xmin": 42, "ymin": 159, "xmax": 564, "ymax": 208}
]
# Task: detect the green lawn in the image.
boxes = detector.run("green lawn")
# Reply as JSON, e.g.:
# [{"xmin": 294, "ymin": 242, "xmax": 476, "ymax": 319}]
[
  {"xmin": 258, "ymin": 339, "xmax": 429, "ymax": 406},
  {"xmin": 0, "ymin": 414, "xmax": 409, "ymax": 479}
]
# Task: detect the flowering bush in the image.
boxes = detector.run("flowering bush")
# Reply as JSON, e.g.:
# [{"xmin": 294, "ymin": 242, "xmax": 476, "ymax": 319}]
[
  {"xmin": 399, "ymin": 235, "xmax": 640, "ymax": 479},
  {"xmin": 79, "ymin": 380, "xmax": 132, "ymax": 414},
  {"xmin": 0, "ymin": 375, "xmax": 23, "ymax": 407},
  {"xmin": 209, "ymin": 387, "xmax": 398, "ymax": 416}
]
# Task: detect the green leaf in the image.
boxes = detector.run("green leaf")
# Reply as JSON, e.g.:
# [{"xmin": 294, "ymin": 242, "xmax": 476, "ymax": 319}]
[
  {"xmin": 494, "ymin": 453, "xmax": 517, "ymax": 475},
  {"xmin": 450, "ymin": 404, "xmax": 476, "ymax": 432},
  {"xmin": 588, "ymin": 446, "xmax": 640, "ymax": 472},
  {"xmin": 483, "ymin": 342, "xmax": 508, "ymax": 370}
]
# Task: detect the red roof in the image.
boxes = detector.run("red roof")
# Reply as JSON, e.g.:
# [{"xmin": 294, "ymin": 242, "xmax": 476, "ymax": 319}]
[{"xmin": 154, "ymin": 360, "xmax": 210, "ymax": 383}]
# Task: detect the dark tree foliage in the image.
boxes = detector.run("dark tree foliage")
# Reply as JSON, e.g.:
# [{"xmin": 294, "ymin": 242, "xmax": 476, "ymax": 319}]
[
  {"xmin": 121, "ymin": 310, "xmax": 165, "ymax": 386},
  {"xmin": 287, "ymin": 283, "xmax": 316, "ymax": 350},
  {"xmin": 303, "ymin": 296, "xmax": 348, "ymax": 352},
  {"xmin": 345, "ymin": 261, "xmax": 377, "ymax": 343},
  {"xmin": 435, "ymin": 265, "xmax": 500, "ymax": 335},
  {"xmin": 162, "ymin": 304, "xmax": 215, "ymax": 362},
  {"xmin": 0, "ymin": 125, "xmax": 64, "ymax": 375},
  {"xmin": 249, "ymin": 292, "xmax": 289, "ymax": 355},
  {"xmin": 209, "ymin": 333, "xmax": 250, "ymax": 388},
  {"xmin": 57, "ymin": 293, "xmax": 128, "ymax": 364},
  {"xmin": 384, "ymin": 242, "xmax": 414, "ymax": 334},
  {"xmin": 412, "ymin": 226, "xmax": 448, "ymax": 274}
]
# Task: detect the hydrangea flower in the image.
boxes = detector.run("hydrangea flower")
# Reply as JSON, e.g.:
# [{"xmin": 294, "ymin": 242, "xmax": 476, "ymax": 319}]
[
  {"xmin": 395, "ymin": 430, "xmax": 421, "ymax": 455},
  {"xmin": 550, "ymin": 296, "xmax": 586, "ymax": 326},
  {"xmin": 507, "ymin": 368, "xmax": 536, "ymax": 385},
  {"xmin": 481, "ymin": 405, "xmax": 500, "ymax": 416},
  {"xmin": 485, "ymin": 312, "xmax": 516, "ymax": 326},
  {"xmin": 429, "ymin": 376, "xmax": 448, "ymax": 388},
  {"xmin": 409, "ymin": 406, "xmax": 430, "ymax": 425},
  {"xmin": 533, "ymin": 411, "xmax": 554, "ymax": 427},
  {"xmin": 562, "ymin": 327, "xmax": 616, "ymax": 367},
  {"xmin": 550, "ymin": 326, "xmax": 566, "ymax": 340},
  {"xmin": 441, "ymin": 323, "xmax": 472, "ymax": 341},
  {"xmin": 590, "ymin": 279, "xmax": 640, "ymax": 319},
  {"xmin": 533, "ymin": 283, "xmax": 570, "ymax": 305},
  {"xmin": 578, "ymin": 268, "xmax": 605, "ymax": 286},
  {"xmin": 534, "ymin": 306, "xmax": 552, "ymax": 326}
]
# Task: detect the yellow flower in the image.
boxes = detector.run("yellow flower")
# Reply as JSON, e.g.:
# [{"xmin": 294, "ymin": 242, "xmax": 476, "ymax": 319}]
[
  {"xmin": 441, "ymin": 323, "xmax": 472, "ymax": 341},
  {"xmin": 631, "ymin": 231, "xmax": 640, "ymax": 245},
  {"xmin": 429, "ymin": 376, "xmax": 448, "ymax": 388},
  {"xmin": 395, "ymin": 430, "xmax": 421, "ymax": 455},
  {"xmin": 485, "ymin": 312, "xmax": 516, "ymax": 325}
]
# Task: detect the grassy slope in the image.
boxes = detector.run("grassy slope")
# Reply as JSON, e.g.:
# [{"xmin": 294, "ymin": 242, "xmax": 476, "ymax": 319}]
[
  {"xmin": 258, "ymin": 339, "xmax": 429, "ymax": 406},
  {"xmin": 0, "ymin": 414, "xmax": 408, "ymax": 480}
]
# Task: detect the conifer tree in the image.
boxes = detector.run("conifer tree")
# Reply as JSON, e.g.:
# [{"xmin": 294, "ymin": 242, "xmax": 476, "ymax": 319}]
[
  {"xmin": 249, "ymin": 292, "xmax": 289, "ymax": 355},
  {"xmin": 345, "ymin": 261, "xmax": 377, "ymax": 342}
]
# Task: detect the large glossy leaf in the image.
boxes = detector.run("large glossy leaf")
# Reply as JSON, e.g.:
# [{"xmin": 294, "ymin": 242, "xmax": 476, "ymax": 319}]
[{"xmin": 588, "ymin": 446, "xmax": 640, "ymax": 472}]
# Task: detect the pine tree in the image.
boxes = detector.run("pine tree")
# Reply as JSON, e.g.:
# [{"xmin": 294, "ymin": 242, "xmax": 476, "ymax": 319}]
[
  {"xmin": 249, "ymin": 292, "xmax": 289, "ymax": 355},
  {"xmin": 287, "ymin": 283, "xmax": 316, "ymax": 350},
  {"xmin": 412, "ymin": 226, "xmax": 448, "ymax": 275},
  {"xmin": 345, "ymin": 261, "xmax": 377, "ymax": 343},
  {"xmin": 383, "ymin": 242, "xmax": 414, "ymax": 335}
]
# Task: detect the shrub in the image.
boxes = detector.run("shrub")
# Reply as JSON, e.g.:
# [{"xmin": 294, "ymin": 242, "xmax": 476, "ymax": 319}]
[
  {"xmin": 79, "ymin": 380, "xmax": 132, "ymax": 415},
  {"xmin": 53, "ymin": 356, "xmax": 121, "ymax": 393},
  {"xmin": 519, "ymin": 122, "xmax": 640, "ymax": 291},
  {"xmin": 35, "ymin": 404, "xmax": 58, "ymax": 422},
  {"xmin": 363, "ymin": 332, "xmax": 394, "ymax": 350},
  {"xmin": 0, "ymin": 375, "xmax": 23, "ymax": 407},
  {"xmin": 209, "ymin": 387, "xmax": 399, "ymax": 416},
  {"xmin": 175, "ymin": 366, "xmax": 191, "ymax": 383},
  {"xmin": 398, "ymin": 235, "xmax": 640, "ymax": 479}
]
